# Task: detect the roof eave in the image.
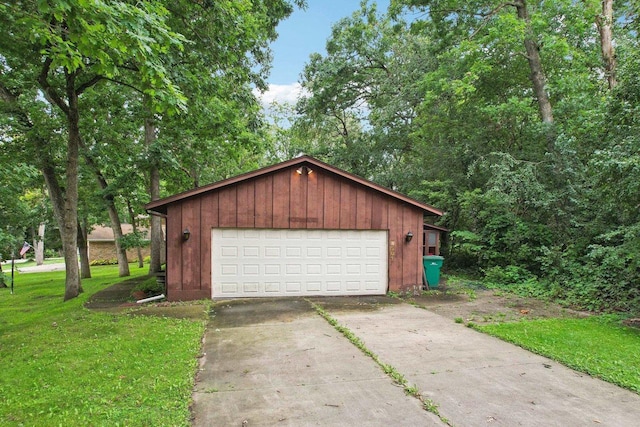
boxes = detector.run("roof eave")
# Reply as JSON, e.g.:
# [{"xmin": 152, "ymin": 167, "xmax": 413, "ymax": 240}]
[{"xmin": 144, "ymin": 156, "xmax": 443, "ymax": 217}]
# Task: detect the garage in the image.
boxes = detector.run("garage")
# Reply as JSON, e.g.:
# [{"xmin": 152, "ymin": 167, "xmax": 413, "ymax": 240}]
[
  {"xmin": 212, "ymin": 228, "xmax": 388, "ymax": 298},
  {"xmin": 145, "ymin": 155, "xmax": 443, "ymax": 301}
]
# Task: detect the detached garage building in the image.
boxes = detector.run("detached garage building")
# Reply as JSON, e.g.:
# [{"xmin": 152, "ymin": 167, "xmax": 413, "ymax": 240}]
[{"xmin": 145, "ymin": 156, "xmax": 443, "ymax": 301}]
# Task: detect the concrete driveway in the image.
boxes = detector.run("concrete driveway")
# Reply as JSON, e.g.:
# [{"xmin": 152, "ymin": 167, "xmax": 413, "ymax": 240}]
[{"xmin": 193, "ymin": 297, "xmax": 640, "ymax": 426}]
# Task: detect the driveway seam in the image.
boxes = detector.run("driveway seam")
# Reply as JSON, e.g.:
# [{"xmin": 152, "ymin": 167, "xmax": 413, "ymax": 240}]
[{"xmin": 307, "ymin": 299, "xmax": 453, "ymax": 426}]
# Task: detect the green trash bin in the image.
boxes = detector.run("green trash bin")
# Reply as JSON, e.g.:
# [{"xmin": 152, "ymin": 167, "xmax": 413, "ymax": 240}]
[{"xmin": 423, "ymin": 255, "xmax": 444, "ymax": 289}]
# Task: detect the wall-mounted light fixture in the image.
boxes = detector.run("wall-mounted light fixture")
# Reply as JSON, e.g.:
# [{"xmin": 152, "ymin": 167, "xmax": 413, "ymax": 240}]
[
  {"xmin": 405, "ymin": 231, "xmax": 413, "ymax": 242},
  {"xmin": 296, "ymin": 165, "xmax": 313, "ymax": 175},
  {"xmin": 182, "ymin": 228, "xmax": 191, "ymax": 241}
]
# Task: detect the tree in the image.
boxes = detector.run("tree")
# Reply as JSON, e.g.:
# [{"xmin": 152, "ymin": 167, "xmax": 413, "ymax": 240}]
[
  {"xmin": 1, "ymin": 1, "xmax": 186, "ymax": 299},
  {"xmin": 596, "ymin": 0, "xmax": 617, "ymax": 90},
  {"xmin": 294, "ymin": 3, "xmax": 436, "ymax": 183},
  {"xmin": 141, "ymin": 0, "xmax": 304, "ymax": 272}
]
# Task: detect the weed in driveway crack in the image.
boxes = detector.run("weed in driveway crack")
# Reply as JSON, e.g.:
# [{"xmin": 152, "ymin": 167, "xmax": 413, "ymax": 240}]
[{"xmin": 307, "ymin": 300, "xmax": 452, "ymax": 426}]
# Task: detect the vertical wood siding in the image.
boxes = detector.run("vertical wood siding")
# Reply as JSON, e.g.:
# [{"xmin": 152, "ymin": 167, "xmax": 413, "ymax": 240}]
[
  {"xmin": 254, "ymin": 175, "xmax": 273, "ymax": 228},
  {"xmin": 166, "ymin": 165, "xmax": 426, "ymax": 300},
  {"xmin": 306, "ymin": 172, "xmax": 324, "ymax": 229}
]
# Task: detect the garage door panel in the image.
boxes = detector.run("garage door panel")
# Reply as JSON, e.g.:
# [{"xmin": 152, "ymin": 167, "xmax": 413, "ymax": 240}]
[
  {"xmin": 221, "ymin": 246, "xmax": 237, "ymax": 257},
  {"xmin": 221, "ymin": 265, "xmax": 237, "ymax": 275},
  {"xmin": 264, "ymin": 282, "xmax": 279, "ymax": 291},
  {"xmin": 286, "ymin": 247, "xmax": 302, "ymax": 257},
  {"xmin": 307, "ymin": 281, "xmax": 321, "ymax": 291},
  {"xmin": 307, "ymin": 247, "xmax": 322, "ymax": 257},
  {"xmin": 212, "ymin": 228, "xmax": 388, "ymax": 298},
  {"xmin": 307, "ymin": 264, "xmax": 322, "ymax": 275},
  {"xmin": 243, "ymin": 283, "xmax": 259, "ymax": 293},
  {"xmin": 365, "ymin": 280, "xmax": 381, "ymax": 290},
  {"xmin": 243, "ymin": 246, "xmax": 259, "ymax": 257},
  {"xmin": 265, "ymin": 247, "xmax": 280, "ymax": 257},
  {"xmin": 265, "ymin": 264, "xmax": 280, "ymax": 275},
  {"xmin": 326, "ymin": 281, "xmax": 341, "ymax": 292}
]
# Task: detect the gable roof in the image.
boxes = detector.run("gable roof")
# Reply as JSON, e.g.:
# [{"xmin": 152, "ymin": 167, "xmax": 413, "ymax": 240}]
[
  {"xmin": 145, "ymin": 155, "xmax": 443, "ymax": 217},
  {"xmin": 87, "ymin": 224, "xmax": 138, "ymax": 241}
]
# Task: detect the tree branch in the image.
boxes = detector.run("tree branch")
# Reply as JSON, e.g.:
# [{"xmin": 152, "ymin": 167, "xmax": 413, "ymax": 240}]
[
  {"xmin": 76, "ymin": 75, "xmax": 103, "ymax": 95},
  {"xmin": 0, "ymin": 81, "xmax": 18, "ymax": 104},
  {"xmin": 102, "ymin": 77, "xmax": 145, "ymax": 95},
  {"xmin": 469, "ymin": 3, "xmax": 517, "ymax": 39},
  {"xmin": 0, "ymin": 81, "xmax": 37, "ymax": 129},
  {"xmin": 37, "ymin": 57, "xmax": 70, "ymax": 116}
]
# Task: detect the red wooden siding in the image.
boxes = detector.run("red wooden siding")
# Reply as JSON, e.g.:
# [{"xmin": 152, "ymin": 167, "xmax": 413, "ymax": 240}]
[
  {"xmin": 289, "ymin": 170, "xmax": 307, "ymax": 228},
  {"xmin": 306, "ymin": 172, "xmax": 324, "ymax": 229},
  {"xmin": 323, "ymin": 175, "xmax": 340, "ymax": 228},
  {"xmin": 236, "ymin": 182, "xmax": 255, "ymax": 228},
  {"xmin": 166, "ymin": 203, "xmax": 182, "ymax": 297},
  {"xmin": 272, "ymin": 172, "xmax": 290, "ymax": 228},
  {"xmin": 254, "ymin": 175, "xmax": 273, "ymax": 228},
  {"xmin": 165, "ymin": 165, "xmax": 427, "ymax": 300},
  {"xmin": 199, "ymin": 192, "xmax": 218, "ymax": 296}
]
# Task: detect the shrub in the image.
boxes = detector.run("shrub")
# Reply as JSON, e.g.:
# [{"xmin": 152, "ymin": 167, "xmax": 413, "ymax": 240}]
[
  {"xmin": 483, "ymin": 265, "xmax": 553, "ymax": 299},
  {"xmin": 90, "ymin": 258, "xmax": 118, "ymax": 266},
  {"xmin": 131, "ymin": 276, "xmax": 164, "ymax": 298}
]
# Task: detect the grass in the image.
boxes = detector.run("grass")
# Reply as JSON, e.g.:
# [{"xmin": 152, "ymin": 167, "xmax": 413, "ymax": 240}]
[
  {"xmin": 0, "ymin": 265, "xmax": 206, "ymax": 426},
  {"xmin": 478, "ymin": 316, "xmax": 640, "ymax": 393}
]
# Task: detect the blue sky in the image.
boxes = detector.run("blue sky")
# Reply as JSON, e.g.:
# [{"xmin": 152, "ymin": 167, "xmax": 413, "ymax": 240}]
[{"xmin": 258, "ymin": 0, "xmax": 390, "ymax": 104}]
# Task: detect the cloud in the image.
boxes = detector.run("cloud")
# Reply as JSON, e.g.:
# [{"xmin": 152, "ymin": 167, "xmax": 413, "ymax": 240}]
[{"xmin": 254, "ymin": 83, "xmax": 308, "ymax": 106}]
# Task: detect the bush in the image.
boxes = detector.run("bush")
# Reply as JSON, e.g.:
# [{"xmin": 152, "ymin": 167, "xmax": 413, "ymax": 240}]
[
  {"xmin": 483, "ymin": 265, "xmax": 533, "ymax": 287},
  {"xmin": 131, "ymin": 276, "xmax": 164, "ymax": 298},
  {"xmin": 482, "ymin": 265, "xmax": 552, "ymax": 299},
  {"xmin": 44, "ymin": 249, "xmax": 60, "ymax": 258},
  {"xmin": 90, "ymin": 258, "xmax": 118, "ymax": 266},
  {"xmin": 118, "ymin": 232, "xmax": 150, "ymax": 251}
]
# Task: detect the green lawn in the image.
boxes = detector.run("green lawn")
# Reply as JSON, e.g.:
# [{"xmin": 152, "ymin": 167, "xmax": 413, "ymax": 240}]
[
  {"xmin": 0, "ymin": 266, "xmax": 206, "ymax": 426},
  {"xmin": 478, "ymin": 316, "xmax": 640, "ymax": 394}
]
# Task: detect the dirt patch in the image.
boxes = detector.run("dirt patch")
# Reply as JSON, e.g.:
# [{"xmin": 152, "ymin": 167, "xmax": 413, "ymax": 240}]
[
  {"xmin": 307, "ymin": 295, "xmax": 401, "ymax": 313},
  {"xmin": 128, "ymin": 302, "xmax": 209, "ymax": 320},
  {"xmin": 404, "ymin": 283, "xmax": 590, "ymax": 324},
  {"xmin": 85, "ymin": 276, "xmax": 148, "ymax": 310},
  {"xmin": 623, "ymin": 318, "xmax": 640, "ymax": 329},
  {"xmin": 211, "ymin": 298, "xmax": 315, "ymax": 327},
  {"xmin": 86, "ymin": 276, "xmax": 208, "ymax": 320}
]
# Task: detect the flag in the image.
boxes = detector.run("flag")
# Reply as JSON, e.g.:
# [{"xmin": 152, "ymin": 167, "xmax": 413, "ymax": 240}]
[{"xmin": 19, "ymin": 242, "xmax": 31, "ymax": 256}]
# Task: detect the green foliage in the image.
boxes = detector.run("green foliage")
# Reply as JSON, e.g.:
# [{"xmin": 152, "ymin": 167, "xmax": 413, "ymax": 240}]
[
  {"xmin": 90, "ymin": 258, "xmax": 118, "ymax": 266},
  {"xmin": 482, "ymin": 265, "xmax": 553, "ymax": 300},
  {"xmin": 131, "ymin": 276, "xmax": 165, "ymax": 297},
  {"xmin": 118, "ymin": 232, "xmax": 150, "ymax": 251},
  {"xmin": 479, "ymin": 317, "xmax": 640, "ymax": 394},
  {"xmin": 0, "ymin": 266, "xmax": 205, "ymax": 425}
]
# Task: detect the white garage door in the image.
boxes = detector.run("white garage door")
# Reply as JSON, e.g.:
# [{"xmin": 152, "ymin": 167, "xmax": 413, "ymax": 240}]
[{"xmin": 211, "ymin": 228, "xmax": 388, "ymax": 298}]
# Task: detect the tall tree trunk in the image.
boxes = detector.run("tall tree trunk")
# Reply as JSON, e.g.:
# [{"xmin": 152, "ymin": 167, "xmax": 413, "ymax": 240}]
[
  {"xmin": 596, "ymin": 0, "xmax": 616, "ymax": 90},
  {"xmin": 41, "ymin": 149, "xmax": 82, "ymax": 298},
  {"xmin": 81, "ymin": 146, "xmax": 130, "ymax": 277},
  {"xmin": 146, "ymin": 106, "xmax": 163, "ymax": 274},
  {"xmin": 34, "ymin": 223, "xmax": 45, "ymax": 265},
  {"xmin": 127, "ymin": 199, "xmax": 145, "ymax": 268},
  {"xmin": 77, "ymin": 219, "xmax": 91, "ymax": 279},
  {"xmin": 61, "ymin": 72, "xmax": 82, "ymax": 300},
  {"xmin": 107, "ymin": 203, "xmax": 130, "ymax": 277},
  {"xmin": 515, "ymin": 1, "xmax": 554, "ymax": 125}
]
